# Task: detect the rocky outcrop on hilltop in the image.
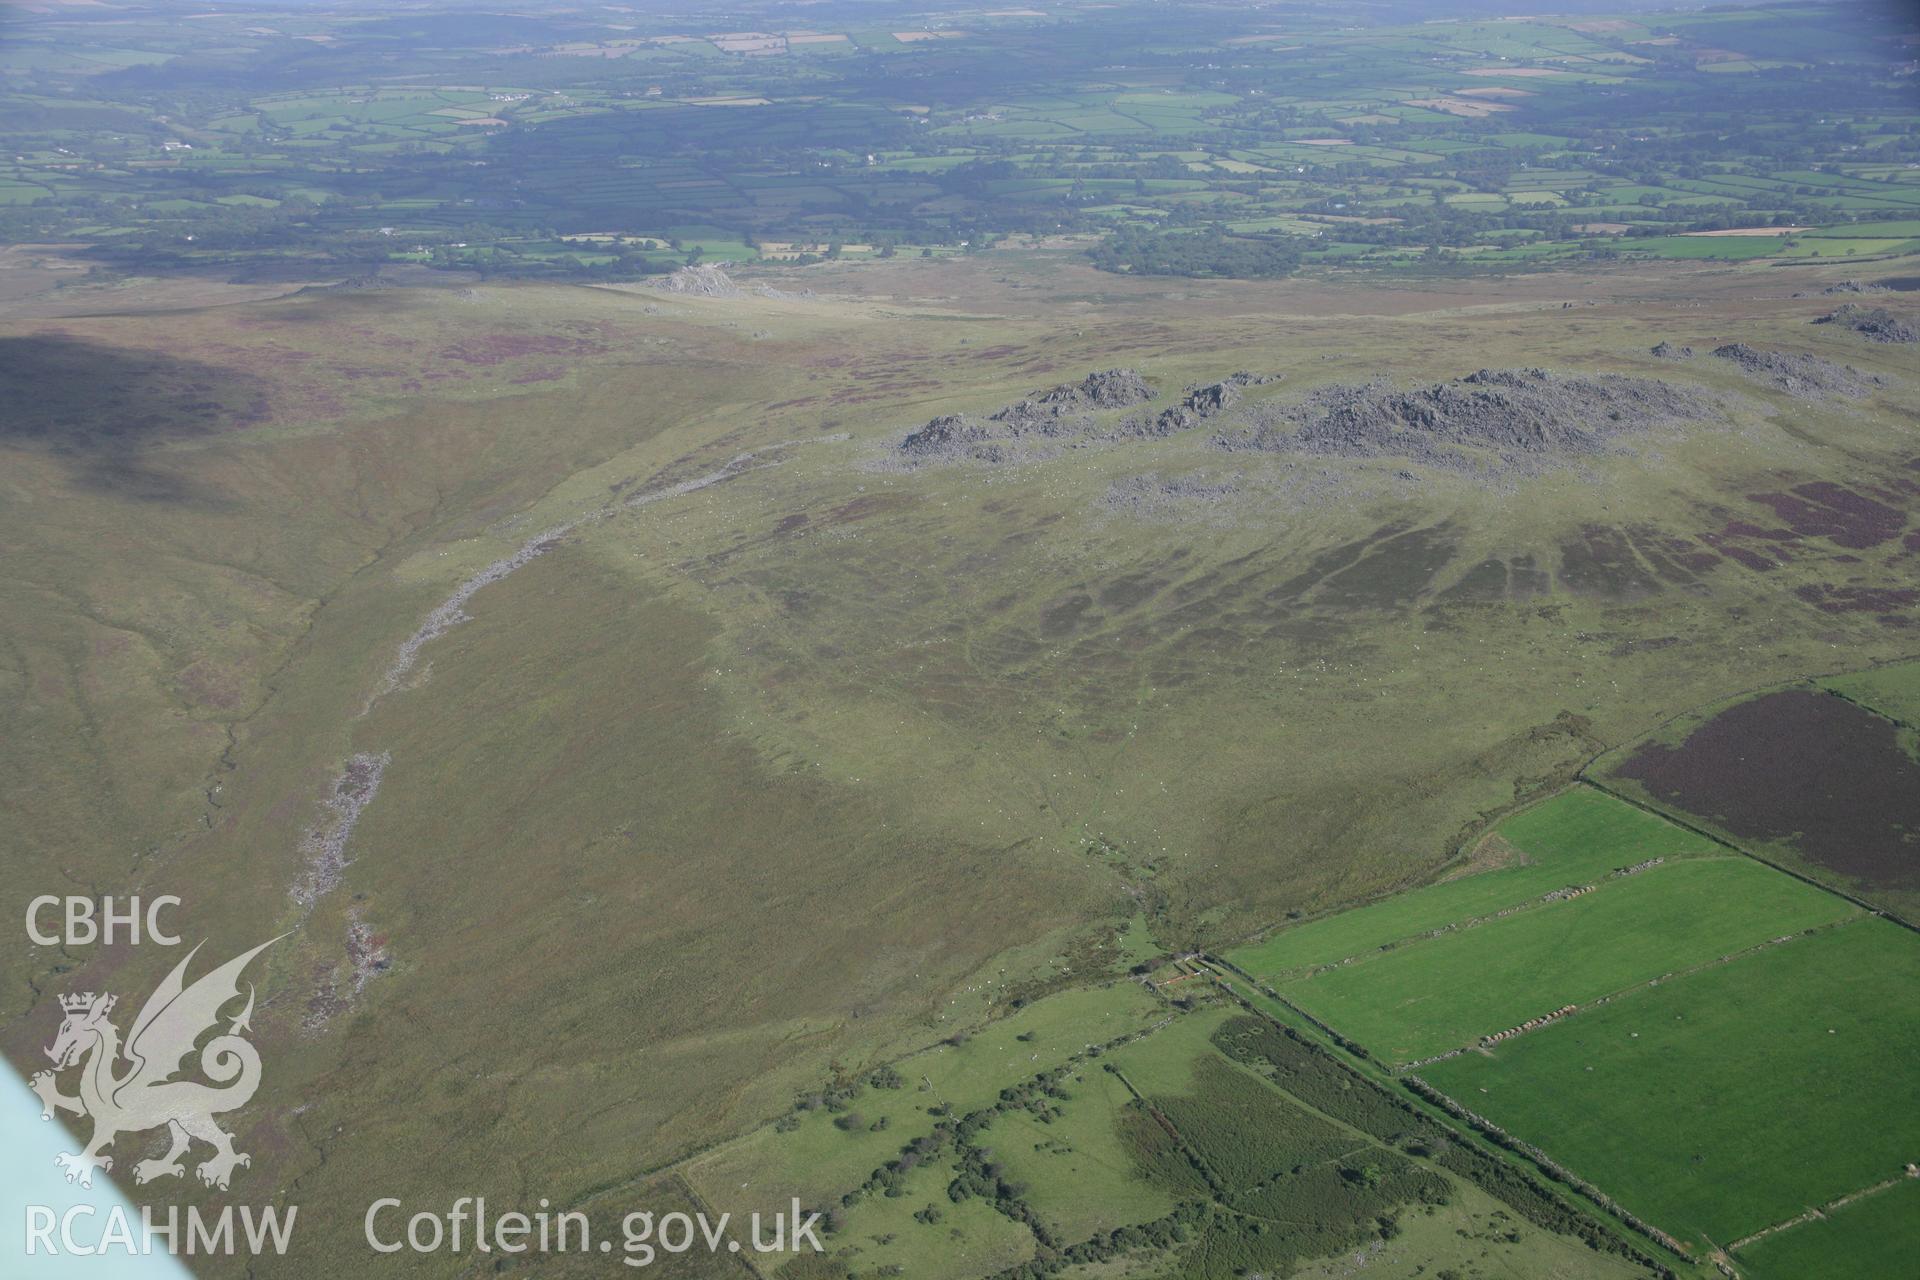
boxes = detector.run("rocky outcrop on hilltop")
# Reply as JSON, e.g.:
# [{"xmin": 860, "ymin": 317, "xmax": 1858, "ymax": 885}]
[
  {"xmin": 1215, "ymin": 368, "xmax": 1717, "ymax": 472},
  {"xmin": 655, "ymin": 263, "xmax": 742, "ymax": 298},
  {"xmin": 900, "ymin": 414, "xmax": 993, "ymax": 453},
  {"xmin": 896, "ymin": 367, "xmax": 1294, "ymax": 461},
  {"xmin": 1710, "ymin": 343, "xmax": 1887, "ymax": 397},
  {"xmin": 1122, "ymin": 371, "xmax": 1285, "ymax": 437},
  {"xmin": 1792, "ymin": 281, "xmax": 1889, "ymax": 298},
  {"xmin": 901, "ymin": 369, "xmax": 1156, "ymax": 458},
  {"xmin": 1813, "ymin": 304, "xmax": 1917, "ymax": 344},
  {"xmin": 990, "ymin": 368, "xmax": 1154, "ymax": 430},
  {"xmin": 892, "ymin": 362, "xmax": 1733, "ymax": 478}
]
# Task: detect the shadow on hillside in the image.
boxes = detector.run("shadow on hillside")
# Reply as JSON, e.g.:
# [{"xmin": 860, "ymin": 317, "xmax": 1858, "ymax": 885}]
[
  {"xmin": 0, "ymin": 334, "xmax": 269, "ymax": 505},
  {"xmin": 0, "ymin": 333, "xmax": 272, "ymax": 451}
]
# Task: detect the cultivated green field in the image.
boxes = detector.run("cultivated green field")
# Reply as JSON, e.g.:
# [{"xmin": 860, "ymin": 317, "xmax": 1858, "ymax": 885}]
[
  {"xmin": 1423, "ymin": 917, "xmax": 1920, "ymax": 1251},
  {"xmin": 1280, "ymin": 856, "xmax": 1858, "ymax": 1064},
  {"xmin": 1102, "ymin": 1004, "xmax": 1240, "ymax": 1098},
  {"xmin": 1228, "ymin": 787, "xmax": 1719, "ymax": 980}
]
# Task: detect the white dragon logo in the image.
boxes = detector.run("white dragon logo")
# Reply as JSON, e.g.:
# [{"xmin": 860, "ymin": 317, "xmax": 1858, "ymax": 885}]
[{"xmin": 31, "ymin": 937, "xmax": 279, "ymax": 1191}]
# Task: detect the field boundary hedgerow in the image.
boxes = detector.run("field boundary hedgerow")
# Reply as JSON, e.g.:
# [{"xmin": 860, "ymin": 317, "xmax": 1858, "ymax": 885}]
[{"xmin": 1724, "ymin": 1170, "xmax": 1913, "ymax": 1255}]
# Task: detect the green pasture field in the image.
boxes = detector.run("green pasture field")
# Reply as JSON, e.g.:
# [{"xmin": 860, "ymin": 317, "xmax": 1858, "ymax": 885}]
[
  {"xmin": 1281, "ymin": 857, "xmax": 1860, "ymax": 1064},
  {"xmin": 1422, "ymin": 917, "xmax": 1920, "ymax": 1250},
  {"xmin": 1103, "ymin": 1004, "xmax": 1239, "ymax": 1097},
  {"xmin": 1228, "ymin": 787, "xmax": 1719, "ymax": 981},
  {"xmin": 1734, "ymin": 1178, "xmax": 1920, "ymax": 1280},
  {"xmin": 1802, "ymin": 218, "xmax": 1920, "ymax": 236},
  {"xmin": 1623, "ymin": 236, "xmax": 1793, "ymax": 260},
  {"xmin": 1284, "ymin": 1188, "xmax": 1655, "ymax": 1280},
  {"xmin": 1778, "ymin": 237, "xmax": 1920, "ymax": 258}
]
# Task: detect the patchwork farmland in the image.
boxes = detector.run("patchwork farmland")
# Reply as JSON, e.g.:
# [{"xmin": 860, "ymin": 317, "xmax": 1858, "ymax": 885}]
[
  {"xmin": 636, "ymin": 768, "xmax": 1915, "ymax": 1276},
  {"xmin": 5, "ymin": 0, "xmax": 1919, "ymax": 279},
  {"xmin": 674, "ymin": 982, "xmax": 1661, "ymax": 1280},
  {"xmin": 1225, "ymin": 777, "xmax": 1920, "ymax": 1275}
]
